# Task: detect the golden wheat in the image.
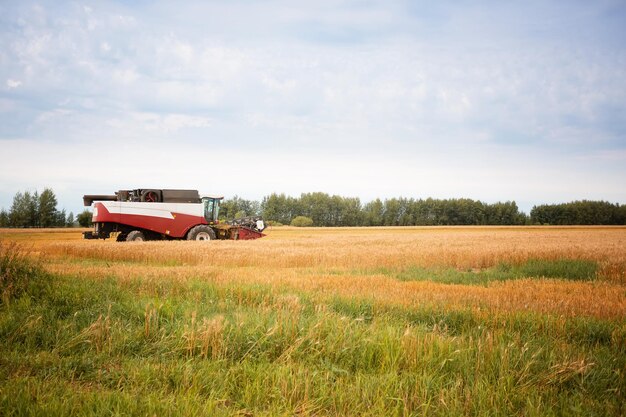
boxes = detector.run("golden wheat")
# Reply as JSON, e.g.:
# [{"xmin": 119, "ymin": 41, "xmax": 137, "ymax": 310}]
[
  {"xmin": 2, "ymin": 226, "xmax": 625, "ymax": 319},
  {"xmin": 32, "ymin": 227, "xmax": 625, "ymax": 277}
]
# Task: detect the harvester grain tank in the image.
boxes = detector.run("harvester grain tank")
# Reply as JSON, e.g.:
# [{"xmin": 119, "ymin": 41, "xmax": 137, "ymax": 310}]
[{"xmin": 83, "ymin": 188, "xmax": 265, "ymax": 241}]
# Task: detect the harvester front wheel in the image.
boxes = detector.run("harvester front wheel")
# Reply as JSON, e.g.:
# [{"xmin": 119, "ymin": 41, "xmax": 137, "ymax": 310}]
[
  {"xmin": 126, "ymin": 230, "xmax": 146, "ymax": 242},
  {"xmin": 187, "ymin": 225, "xmax": 216, "ymax": 241}
]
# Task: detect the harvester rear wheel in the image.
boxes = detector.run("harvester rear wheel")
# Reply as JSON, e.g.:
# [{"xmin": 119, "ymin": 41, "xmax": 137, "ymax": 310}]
[
  {"xmin": 187, "ymin": 225, "xmax": 216, "ymax": 241},
  {"xmin": 126, "ymin": 230, "xmax": 146, "ymax": 242}
]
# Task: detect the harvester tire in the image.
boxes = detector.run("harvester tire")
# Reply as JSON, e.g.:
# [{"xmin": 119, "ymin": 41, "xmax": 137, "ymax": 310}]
[
  {"xmin": 187, "ymin": 225, "xmax": 216, "ymax": 241},
  {"xmin": 126, "ymin": 230, "xmax": 146, "ymax": 242}
]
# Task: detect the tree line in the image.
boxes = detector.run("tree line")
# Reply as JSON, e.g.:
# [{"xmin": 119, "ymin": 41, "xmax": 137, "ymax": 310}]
[
  {"xmin": 530, "ymin": 200, "xmax": 626, "ymax": 225},
  {"xmin": 223, "ymin": 193, "xmax": 626, "ymax": 226},
  {"xmin": 0, "ymin": 188, "xmax": 91, "ymax": 228},
  {"xmin": 225, "ymin": 193, "xmax": 528, "ymax": 226},
  {"xmin": 2, "ymin": 189, "xmax": 624, "ymax": 228}
]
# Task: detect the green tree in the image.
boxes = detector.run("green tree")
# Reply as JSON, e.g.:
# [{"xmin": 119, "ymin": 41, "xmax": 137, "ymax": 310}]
[
  {"xmin": 38, "ymin": 188, "xmax": 59, "ymax": 227},
  {"xmin": 261, "ymin": 193, "xmax": 299, "ymax": 225},
  {"xmin": 397, "ymin": 198, "xmax": 414, "ymax": 226},
  {"xmin": 383, "ymin": 198, "xmax": 402, "ymax": 226},
  {"xmin": 300, "ymin": 192, "xmax": 332, "ymax": 226},
  {"xmin": 290, "ymin": 216, "xmax": 313, "ymax": 227},
  {"xmin": 9, "ymin": 192, "xmax": 30, "ymax": 227},
  {"xmin": 66, "ymin": 212, "xmax": 75, "ymax": 227},
  {"xmin": 0, "ymin": 209, "xmax": 9, "ymax": 227},
  {"xmin": 77, "ymin": 210, "xmax": 93, "ymax": 227},
  {"xmin": 531, "ymin": 201, "xmax": 624, "ymax": 225},
  {"xmin": 362, "ymin": 199, "xmax": 384, "ymax": 226},
  {"xmin": 341, "ymin": 197, "xmax": 362, "ymax": 226},
  {"xmin": 27, "ymin": 191, "xmax": 39, "ymax": 227},
  {"xmin": 56, "ymin": 209, "xmax": 67, "ymax": 227},
  {"xmin": 221, "ymin": 195, "xmax": 261, "ymax": 220}
]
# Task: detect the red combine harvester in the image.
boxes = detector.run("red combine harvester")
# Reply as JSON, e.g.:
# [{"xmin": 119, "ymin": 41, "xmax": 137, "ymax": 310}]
[{"xmin": 82, "ymin": 189, "xmax": 266, "ymax": 241}]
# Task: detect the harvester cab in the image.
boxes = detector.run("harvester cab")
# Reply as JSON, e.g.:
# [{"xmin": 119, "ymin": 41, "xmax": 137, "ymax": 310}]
[{"xmin": 203, "ymin": 196, "xmax": 223, "ymax": 224}]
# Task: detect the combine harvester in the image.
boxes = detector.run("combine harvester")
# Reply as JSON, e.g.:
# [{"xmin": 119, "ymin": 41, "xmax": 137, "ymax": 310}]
[{"xmin": 83, "ymin": 188, "xmax": 265, "ymax": 241}]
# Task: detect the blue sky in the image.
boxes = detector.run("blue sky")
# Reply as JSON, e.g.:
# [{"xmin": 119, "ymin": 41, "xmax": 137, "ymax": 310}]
[{"xmin": 1, "ymin": 0, "xmax": 625, "ymax": 215}]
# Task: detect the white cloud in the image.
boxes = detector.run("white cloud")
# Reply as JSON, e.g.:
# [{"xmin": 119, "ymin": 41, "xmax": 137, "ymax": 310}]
[
  {"xmin": 35, "ymin": 108, "xmax": 73, "ymax": 124},
  {"xmin": 112, "ymin": 15, "xmax": 136, "ymax": 28},
  {"xmin": 0, "ymin": 0, "xmax": 624, "ymax": 213},
  {"xmin": 112, "ymin": 68, "xmax": 138, "ymax": 85},
  {"xmin": 6, "ymin": 79, "xmax": 22, "ymax": 88},
  {"xmin": 106, "ymin": 112, "xmax": 211, "ymax": 133}
]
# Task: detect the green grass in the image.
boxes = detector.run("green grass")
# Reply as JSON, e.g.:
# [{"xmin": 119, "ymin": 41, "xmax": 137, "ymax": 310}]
[
  {"xmin": 0, "ymin": 250, "xmax": 624, "ymax": 416},
  {"xmin": 1, "ymin": 241, "xmax": 45, "ymax": 304},
  {"xmin": 343, "ymin": 259, "xmax": 599, "ymax": 286}
]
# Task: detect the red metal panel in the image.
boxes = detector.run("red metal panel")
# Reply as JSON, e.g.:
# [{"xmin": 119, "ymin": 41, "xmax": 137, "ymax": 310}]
[
  {"xmin": 236, "ymin": 227, "xmax": 266, "ymax": 240},
  {"xmin": 93, "ymin": 202, "xmax": 207, "ymax": 238},
  {"xmin": 93, "ymin": 202, "xmax": 120, "ymax": 223}
]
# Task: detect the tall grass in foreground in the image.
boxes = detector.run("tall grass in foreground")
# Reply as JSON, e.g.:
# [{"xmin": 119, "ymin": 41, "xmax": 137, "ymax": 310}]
[
  {"xmin": 0, "ymin": 241, "xmax": 43, "ymax": 304},
  {"xmin": 0, "ymin": 258, "xmax": 624, "ymax": 416}
]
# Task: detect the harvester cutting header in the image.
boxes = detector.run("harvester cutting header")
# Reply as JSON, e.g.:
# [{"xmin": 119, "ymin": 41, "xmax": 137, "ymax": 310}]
[{"xmin": 83, "ymin": 188, "xmax": 266, "ymax": 242}]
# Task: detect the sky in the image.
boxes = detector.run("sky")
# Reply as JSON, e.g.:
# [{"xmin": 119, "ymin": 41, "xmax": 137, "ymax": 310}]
[{"xmin": 1, "ymin": 0, "xmax": 625, "ymax": 215}]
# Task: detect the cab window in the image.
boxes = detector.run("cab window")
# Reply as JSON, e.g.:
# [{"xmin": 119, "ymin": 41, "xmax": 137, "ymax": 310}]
[{"xmin": 204, "ymin": 199, "xmax": 215, "ymax": 221}]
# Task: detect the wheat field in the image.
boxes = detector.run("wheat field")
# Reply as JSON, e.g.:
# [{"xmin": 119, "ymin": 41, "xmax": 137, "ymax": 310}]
[
  {"xmin": 29, "ymin": 226, "xmax": 626, "ymax": 318},
  {"xmin": 1, "ymin": 226, "xmax": 625, "ymax": 416}
]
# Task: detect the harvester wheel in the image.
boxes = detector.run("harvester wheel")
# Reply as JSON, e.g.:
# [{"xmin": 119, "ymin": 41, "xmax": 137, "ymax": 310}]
[
  {"xmin": 116, "ymin": 233, "xmax": 128, "ymax": 242},
  {"xmin": 187, "ymin": 225, "xmax": 216, "ymax": 241},
  {"xmin": 126, "ymin": 230, "xmax": 146, "ymax": 242}
]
